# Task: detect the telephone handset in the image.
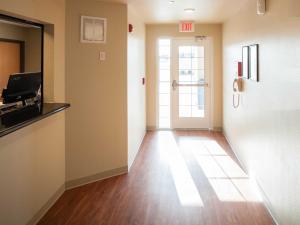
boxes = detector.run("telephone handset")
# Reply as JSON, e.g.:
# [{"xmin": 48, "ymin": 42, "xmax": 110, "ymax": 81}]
[
  {"xmin": 233, "ymin": 78, "xmax": 243, "ymax": 92},
  {"xmin": 233, "ymin": 78, "xmax": 243, "ymax": 108}
]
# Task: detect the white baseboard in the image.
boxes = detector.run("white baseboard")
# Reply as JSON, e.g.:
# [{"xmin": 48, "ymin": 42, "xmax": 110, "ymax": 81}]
[
  {"xmin": 65, "ymin": 166, "xmax": 128, "ymax": 190},
  {"xmin": 146, "ymin": 127, "xmax": 223, "ymax": 132},
  {"xmin": 212, "ymin": 127, "xmax": 223, "ymax": 132},
  {"xmin": 222, "ymin": 130, "xmax": 280, "ymax": 225},
  {"xmin": 146, "ymin": 126, "xmax": 157, "ymax": 131},
  {"xmin": 26, "ymin": 166, "xmax": 128, "ymax": 224},
  {"xmin": 254, "ymin": 178, "xmax": 280, "ymax": 225},
  {"xmin": 26, "ymin": 184, "xmax": 65, "ymax": 225},
  {"xmin": 128, "ymin": 131, "xmax": 146, "ymax": 171}
]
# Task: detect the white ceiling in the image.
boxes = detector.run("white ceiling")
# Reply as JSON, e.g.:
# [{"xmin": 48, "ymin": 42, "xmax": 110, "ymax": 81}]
[{"xmin": 98, "ymin": 0, "xmax": 249, "ymax": 23}]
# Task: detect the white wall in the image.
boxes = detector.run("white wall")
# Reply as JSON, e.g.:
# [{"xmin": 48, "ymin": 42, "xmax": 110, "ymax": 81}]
[
  {"xmin": 223, "ymin": 0, "xmax": 300, "ymax": 224},
  {"xmin": 127, "ymin": 6, "xmax": 146, "ymax": 168}
]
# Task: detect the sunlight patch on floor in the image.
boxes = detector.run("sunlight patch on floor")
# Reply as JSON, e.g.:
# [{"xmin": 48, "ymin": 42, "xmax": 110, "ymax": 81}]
[
  {"xmin": 157, "ymin": 131, "xmax": 204, "ymax": 207},
  {"xmin": 231, "ymin": 178, "xmax": 262, "ymax": 202},
  {"xmin": 214, "ymin": 156, "xmax": 248, "ymax": 178},
  {"xmin": 178, "ymin": 139, "xmax": 210, "ymax": 155},
  {"xmin": 193, "ymin": 154, "xmax": 227, "ymax": 178},
  {"xmin": 203, "ymin": 140, "xmax": 228, "ymax": 156},
  {"xmin": 158, "ymin": 132, "xmax": 262, "ymax": 204},
  {"xmin": 192, "ymin": 139, "xmax": 262, "ymax": 202},
  {"xmin": 209, "ymin": 178, "xmax": 245, "ymax": 202}
]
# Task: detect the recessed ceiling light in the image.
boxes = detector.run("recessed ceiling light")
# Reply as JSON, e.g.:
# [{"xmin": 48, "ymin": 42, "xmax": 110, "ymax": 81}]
[
  {"xmin": 169, "ymin": 0, "xmax": 175, "ymax": 4},
  {"xmin": 184, "ymin": 8, "xmax": 195, "ymax": 13}
]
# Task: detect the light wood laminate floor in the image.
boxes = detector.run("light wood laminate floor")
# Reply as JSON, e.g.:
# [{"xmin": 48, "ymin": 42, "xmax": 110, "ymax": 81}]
[{"xmin": 38, "ymin": 131, "xmax": 275, "ymax": 225}]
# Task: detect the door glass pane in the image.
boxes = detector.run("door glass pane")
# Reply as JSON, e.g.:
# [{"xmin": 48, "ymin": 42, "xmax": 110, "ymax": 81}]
[
  {"xmin": 192, "ymin": 94, "xmax": 199, "ymax": 105},
  {"xmin": 179, "ymin": 58, "xmax": 191, "ymax": 70},
  {"xmin": 160, "ymin": 58, "xmax": 170, "ymax": 70},
  {"xmin": 191, "ymin": 70, "xmax": 205, "ymax": 83},
  {"xmin": 160, "ymin": 106, "xmax": 170, "ymax": 117},
  {"xmin": 179, "ymin": 46, "xmax": 192, "ymax": 57},
  {"xmin": 158, "ymin": 39, "xmax": 171, "ymax": 128},
  {"xmin": 159, "ymin": 39, "xmax": 171, "ymax": 46},
  {"xmin": 192, "ymin": 58, "xmax": 204, "ymax": 70},
  {"xmin": 159, "ymin": 82, "xmax": 170, "ymax": 94},
  {"xmin": 159, "ymin": 46, "xmax": 171, "ymax": 57},
  {"xmin": 179, "ymin": 70, "xmax": 192, "ymax": 82},
  {"xmin": 159, "ymin": 93, "xmax": 170, "ymax": 106},
  {"xmin": 179, "ymin": 106, "xmax": 191, "ymax": 117},
  {"xmin": 192, "ymin": 105, "xmax": 204, "ymax": 117},
  {"xmin": 160, "ymin": 70, "xmax": 170, "ymax": 82},
  {"xmin": 192, "ymin": 87, "xmax": 199, "ymax": 94},
  {"xmin": 179, "ymin": 94, "xmax": 191, "ymax": 106},
  {"xmin": 192, "ymin": 87, "xmax": 205, "ymax": 118},
  {"xmin": 178, "ymin": 45, "xmax": 205, "ymax": 118},
  {"xmin": 179, "ymin": 86, "xmax": 192, "ymax": 94},
  {"xmin": 191, "ymin": 88, "xmax": 205, "ymax": 105},
  {"xmin": 192, "ymin": 46, "xmax": 204, "ymax": 58}
]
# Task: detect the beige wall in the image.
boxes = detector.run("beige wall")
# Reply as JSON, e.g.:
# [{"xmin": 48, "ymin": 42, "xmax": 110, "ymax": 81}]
[
  {"xmin": 66, "ymin": 0, "xmax": 128, "ymax": 182},
  {"xmin": 146, "ymin": 24, "xmax": 223, "ymax": 129},
  {"xmin": 127, "ymin": 6, "xmax": 146, "ymax": 168},
  {"xmin": 0, "ymin": 22, "xmax": 26, "ymax": 40},
  {"xmin": 0, "ymin": 114, "xmax": 65, "ymax": 225},
  {"xmin": 223, "ymin": 0, "xmax": 300, "ymax": 224},
  {"xmin": 44, "ymin": 25, "xmax": 55, "ymax": 102},
  {"xmin": 24, "ymin": 28, "xmax": 42, "ymax": 72},
  {"xmin": 0, "ymin": 0, "xmax": 66, "ymax": 224}
]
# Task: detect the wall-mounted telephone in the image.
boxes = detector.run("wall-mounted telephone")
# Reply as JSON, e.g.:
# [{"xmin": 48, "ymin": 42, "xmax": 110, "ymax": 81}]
[
  {"xmin": 233, "ymin": 61, "xmax": 244, "ymax": 108},
  {"xmin": 233, "ymin": 78, "xmax": 243, "ymax": 92},
  {"xmin": 233, "ymin": 78, "xmax": 243, "ymax": 108}
]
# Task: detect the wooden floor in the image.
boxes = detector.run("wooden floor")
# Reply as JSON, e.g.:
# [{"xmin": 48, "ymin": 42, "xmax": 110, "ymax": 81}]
[{"xmin": 38, "ymin": 131, "xmax": 275, "ymax": 225}]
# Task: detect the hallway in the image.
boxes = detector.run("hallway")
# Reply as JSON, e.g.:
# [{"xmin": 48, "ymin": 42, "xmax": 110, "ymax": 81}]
[{"xmin": 38, "ymin": 131, "xmax": 275, "ymax": 225}]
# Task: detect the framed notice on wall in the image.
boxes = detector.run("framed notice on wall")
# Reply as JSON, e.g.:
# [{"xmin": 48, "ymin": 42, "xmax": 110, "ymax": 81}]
[
  {"xmin": 242, "ymin": 46, "xmax": 249, "ymax": 79},
  {"xmin": 81, "ymin": 16, "xmax": 107, "ymax": 43},
  {"xmin": 249, "ymin": 44, "xmax": 259, "ymax": 82}
]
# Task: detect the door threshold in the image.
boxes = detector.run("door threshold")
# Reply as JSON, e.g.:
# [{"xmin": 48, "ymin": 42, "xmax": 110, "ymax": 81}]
[
  {"xmin": 149, "ymin": 128, "xmax": 212, "ymax": 131},
  {"xmin": 173, "ymin": 128, "xmax": 210, "ymax": 131}
]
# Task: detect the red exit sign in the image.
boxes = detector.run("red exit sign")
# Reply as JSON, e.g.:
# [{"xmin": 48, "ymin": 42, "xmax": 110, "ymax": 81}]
[{"xmin": 179, "ymin": 21, "xmax": 195, "ymax": 32}]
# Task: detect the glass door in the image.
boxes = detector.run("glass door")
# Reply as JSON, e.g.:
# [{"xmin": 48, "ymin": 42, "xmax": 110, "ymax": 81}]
[{"xmin": 171, "ymin": 38, "xmax": 211, "ymax": 129}]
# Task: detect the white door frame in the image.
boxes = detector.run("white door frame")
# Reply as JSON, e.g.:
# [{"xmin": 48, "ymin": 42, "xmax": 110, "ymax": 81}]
[
  {"xmin": 171, "ymin": 37, "xmax": 213, "ymax": 130},
  {"xmin": 155, "ymin": 36, "xmax": 214, "ymax": 130}
]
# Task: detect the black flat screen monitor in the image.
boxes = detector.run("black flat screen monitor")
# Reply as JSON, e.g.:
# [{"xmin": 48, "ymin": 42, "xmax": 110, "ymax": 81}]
[{"xmin": 2, "ymin": 72, "xmax": 41, "ymax": 104}]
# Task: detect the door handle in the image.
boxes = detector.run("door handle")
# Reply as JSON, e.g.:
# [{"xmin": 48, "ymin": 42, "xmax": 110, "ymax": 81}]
[
  {"xmin": 172, "ymin": 80, "xmax": 208, "ymax": 90},
  {"xmin": 172, "ymin": 80, "xmax": 178, "ymax": 90}
]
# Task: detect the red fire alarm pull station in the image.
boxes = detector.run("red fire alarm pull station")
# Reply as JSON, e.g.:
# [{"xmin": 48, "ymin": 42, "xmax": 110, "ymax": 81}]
[
  {"xmin": 179, "ymin": 21, "xmax": 195, "ymax": 32},
  {"xmin": 129, "ymin": 24, "xmax": 133, "ymax": 33},
  {"xmin": 238, "ymin": 62, "xmax": 242, "ymax": 77}
]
